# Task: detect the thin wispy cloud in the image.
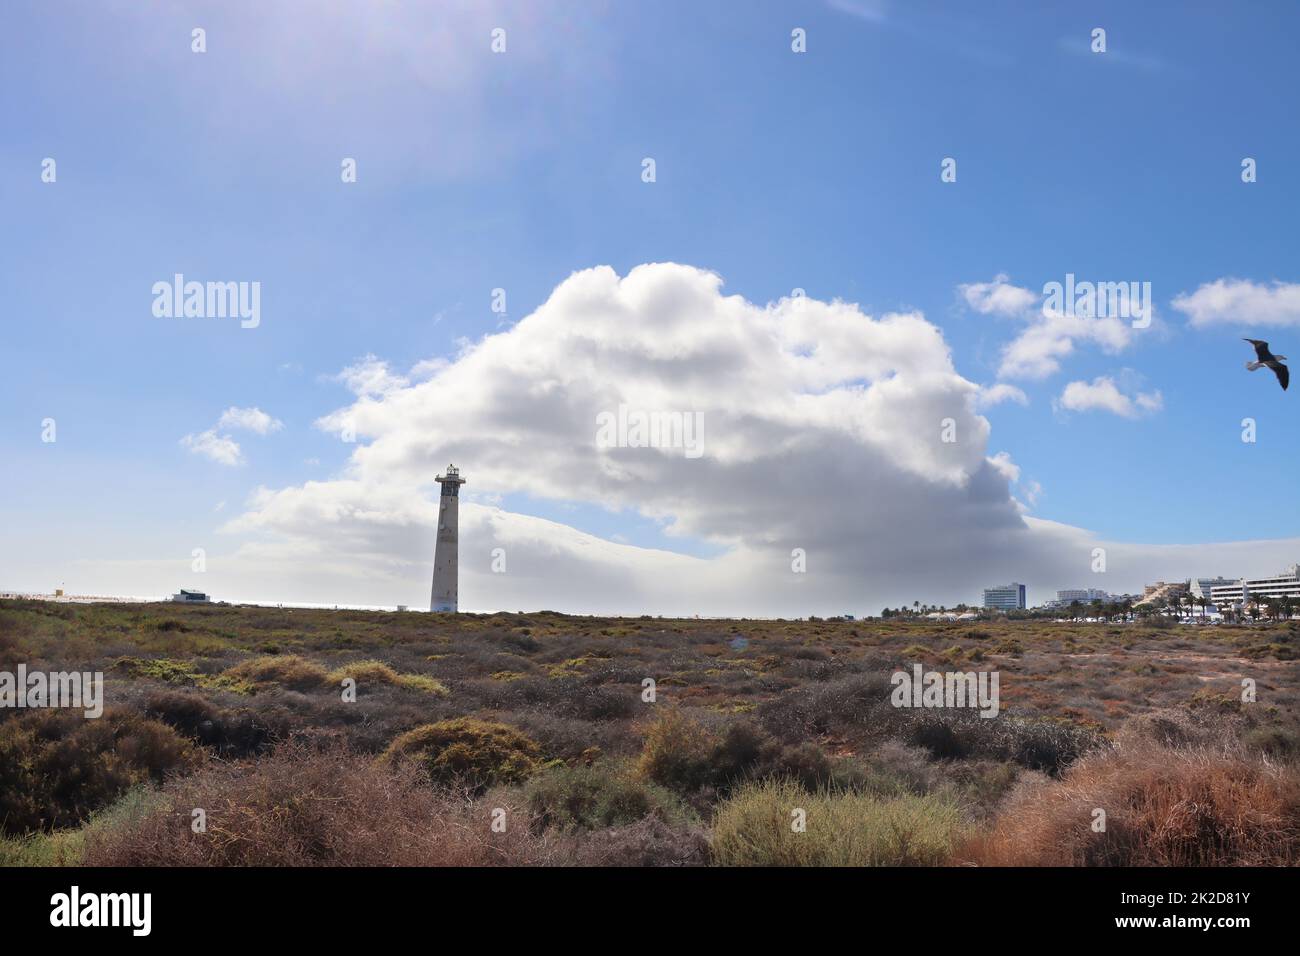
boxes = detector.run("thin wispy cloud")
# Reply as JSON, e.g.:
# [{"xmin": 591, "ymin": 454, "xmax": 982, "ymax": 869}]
[
  {"xmin": 1057, "ymin": 35, "xmax": 1166, "ymax": 71},
  {"xmin": 975, "ymin": 383, "xmax": 1029, "ymax": 409},
  {"xmin": 181, "ymin": 406, "xmax": 283, "ymax": 466},
  {"xmin": 826, "ymin": 0, "xmax": 889, "ymax": 24},
  {"xmin": 217, "ymin": 406, "xmax": 284, "ymax": 435}
]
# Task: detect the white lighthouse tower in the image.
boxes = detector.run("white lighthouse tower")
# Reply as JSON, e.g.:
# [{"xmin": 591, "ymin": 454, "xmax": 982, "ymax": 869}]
[{"xmin": 430, "ymin": 464, "xmax": 466, "ymax": 612}]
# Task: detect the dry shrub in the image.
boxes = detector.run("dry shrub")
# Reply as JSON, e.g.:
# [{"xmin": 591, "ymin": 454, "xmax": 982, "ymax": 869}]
[
  {"xmin": 380, "ymin": 717, "xmax": 542, "ymax": 792},
  {"xmin": 522, "ymin": 761, "xmax": 694, "ymax": 832},
  {"xmin": 143, "ymin": 689, "xmax": 287, "ymax": 757},
  {"xmin": 484, "ymin": 676, "xmax": 636, "ymax": 720},
  {"xmin": 637, "ymin": 709, "xmax": 715, "ymax": 791},
  {"xmin": 82, "ymin": 743, "xmax": 565, "ymax": 866},
  {"xmin": 759, "ymin": 673, "xmax": 894, "ymax": 739},
  {"xmin": 0, "ymin": 710, "xmax": 198, "ymax": 834},
  {"xmin": 0, "ymin": 624, "xmax": 24, "ymax": 668},
  {"xmin": 567, "ymin": 815, "xmax": 709, "ymax": 866},
  {"xmin": 958, "ymin": 738, "xmax": 1300, "ymax": 866},
  {"xmin": 638, "ymin": 709, "xmax": 868, "ymax": 796},
  {"xmin": 224, "ymin": 655, "xmax": 330, "ymax": 691}
]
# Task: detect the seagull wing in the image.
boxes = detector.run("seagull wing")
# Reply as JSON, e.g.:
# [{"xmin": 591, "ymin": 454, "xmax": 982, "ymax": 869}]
[
  {"xmin": 1273, "ymin": 362, "xmax": 1289, "ymax": 390},
  {"xmin": 1244, "ymin": 338, "xmax": 1274, "ymax": 362}
]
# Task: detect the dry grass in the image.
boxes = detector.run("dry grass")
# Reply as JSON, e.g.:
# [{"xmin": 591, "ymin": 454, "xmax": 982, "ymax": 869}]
[
  {"xmin": 328, "ymin": 659, "xmax": 449, "ymax": 695},
  {"xmin": 711, "ymin": 779, "xmax": 962, "ymax": 866},
  {"xmin": 223, "ymin": 654, "xmax": 331, "ymax": 691}
]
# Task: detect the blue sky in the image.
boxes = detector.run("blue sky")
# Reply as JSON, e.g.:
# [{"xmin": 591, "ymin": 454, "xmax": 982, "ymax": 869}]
[{"xmin": 2, "ymin": 1, "xmax": 1297, "ymax": 608}]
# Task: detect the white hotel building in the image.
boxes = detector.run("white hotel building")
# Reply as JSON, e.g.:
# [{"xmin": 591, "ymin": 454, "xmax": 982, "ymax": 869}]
[
  {"xmin": 1209, "ymin": 565, "xmax": 1300, "ymax": 608},
  {"xmin": 1190, "ymin": 577, "xmax": 1237, "ymax": 601},
  {"xmin": 983, "ymin": 583, "xmax": 1026, "ymax": 611}
]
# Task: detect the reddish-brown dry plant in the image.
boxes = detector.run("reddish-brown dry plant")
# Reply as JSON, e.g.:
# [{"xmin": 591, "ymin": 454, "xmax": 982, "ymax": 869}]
[
  {"xmin": 957, "ymin": 740, "xmax": 1300, "ymax": 866},
  {"xmin": 83, "ymin": 743, "xmax": 567, "ymax": 866}
]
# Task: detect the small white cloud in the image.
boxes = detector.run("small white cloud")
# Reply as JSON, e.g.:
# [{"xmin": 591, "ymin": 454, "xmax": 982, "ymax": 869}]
[
  {"xmin": 181, "ymin": 429, "xmax": 243, "ymax": 466},
  {"xmin": 1056, "ymin": 376, "xmax": 1163, "ymax": 419},
  {"xmin": 986, "ymin": 451, "xmax": 1020, "ymax": 483},
  {"xmin": 974, "ymin": 383, "xmax": 1028, "ymax": 409},
  {"xmin": 217, "ymin": 406, "xmax": 284, "ymax": 435},
  {"xmin": 183, "ymin": 406, "xmax": 282, "ymax": 466},
  {"xmin": 958, "ymin": 274, "xmax": 1038, "ymax": 317},
  {"xmin": 999, "ymin": 310, "xmax": 1133, "ymax": 380},
  {"xmin": 1171, "ymin": 278, "xmax": 1300, "ymax": 328},
  {"xmin": 335, "ymin": 355, "xmax": 410, "ymax": 398},
  {"xmin": 959, "ymin": 274, "xmax": 1138, "ymax": 381}
]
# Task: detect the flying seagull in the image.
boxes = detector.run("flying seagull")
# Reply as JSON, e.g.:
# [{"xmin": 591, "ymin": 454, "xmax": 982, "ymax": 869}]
[{"xmin": 1244, "ymin": 338, "xmax": 1289, "ymax": 390}]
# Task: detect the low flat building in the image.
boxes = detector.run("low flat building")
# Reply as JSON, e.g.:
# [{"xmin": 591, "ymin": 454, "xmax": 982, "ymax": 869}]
[
  {"xmin": 1055, "ymin": 588, "xmax": 1111, "ymax": 605},
  {"xmin": 171, "ymin": 589, "xmax": 210, "ymax": 603}
]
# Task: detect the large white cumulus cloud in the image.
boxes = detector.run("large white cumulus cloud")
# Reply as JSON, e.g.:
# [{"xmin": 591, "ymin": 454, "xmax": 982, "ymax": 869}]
[{"xmin": 116, "ymin": 263, "xmax": 1294, "ymax": 614}]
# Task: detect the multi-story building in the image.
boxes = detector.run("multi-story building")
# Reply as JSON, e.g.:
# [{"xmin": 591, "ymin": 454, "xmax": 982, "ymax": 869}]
[
  {"xmin": 983, "ymin": 583, "xmax": 1026, "ymax": 611},
  {"xmin": 1210, "ymin": 565, "xmax": 1300, "ymax": 608},
  {"xmin": 1190, "ymin": 577, "xmax": 1236, "ymax": 601},
  {"xmin": 1056, "ymin": 588, "xmax": 1111, "ymax": 604}
]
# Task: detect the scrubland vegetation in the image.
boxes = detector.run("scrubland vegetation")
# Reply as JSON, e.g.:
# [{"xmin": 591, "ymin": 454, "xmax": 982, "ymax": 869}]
[{"xmin": 1, "ymin": 599, "xmax": 1298, "ymax": 866}]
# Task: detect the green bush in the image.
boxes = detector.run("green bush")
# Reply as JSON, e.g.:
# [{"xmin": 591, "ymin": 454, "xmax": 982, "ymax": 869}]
[
  {"xmin": 381, "ymin": 717, "xmax": 541, "ymax": 792},
  {"xmin": 113, "ymin": 656, "xmax": 251, "ymax": 694},
  {"xmin": 711, "ymin": 779, "xmax": 962, "ymax": 866}
]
